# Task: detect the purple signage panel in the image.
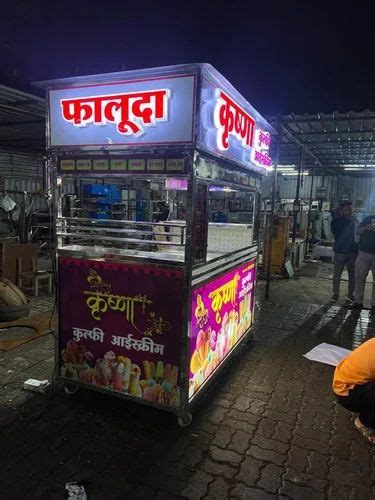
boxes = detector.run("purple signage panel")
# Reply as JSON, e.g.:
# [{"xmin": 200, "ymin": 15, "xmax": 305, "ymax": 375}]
[
  {"xmin": 58, "ymin": 257, "xmax": 183, "ymax": 407},
  {"xmin": 189, "ymin": 259, "xmax": 256, "ymax": 399},
  {"xmin": 49, "ymin": 74, "xmax": 196, "ymax": 148}
]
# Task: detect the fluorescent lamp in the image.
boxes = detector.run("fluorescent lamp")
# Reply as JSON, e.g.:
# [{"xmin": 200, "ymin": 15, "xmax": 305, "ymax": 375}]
[
  {"xmin": 343, "ymin": 167, "xmax": 375, "ymax": 169},
  {"xmin": 344, "ymin": 167, "xmax": 375, "ymax": 171},
  {"xmin": 269, "ymin": 165, "xmax": 296, "ymax": 171},
  {"xmin": 282, "ymin": 172, "xmax": 309, "ymax": 176}
]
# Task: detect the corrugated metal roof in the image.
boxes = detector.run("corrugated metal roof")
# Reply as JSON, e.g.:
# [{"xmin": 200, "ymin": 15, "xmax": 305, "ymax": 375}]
[
  {"xmin": 0, "ymin": 85, "xmax": 45, "ymax": 151},
  {"xmin": 269, "ymin": 111, "xmax": 375, "ymax": 175}
]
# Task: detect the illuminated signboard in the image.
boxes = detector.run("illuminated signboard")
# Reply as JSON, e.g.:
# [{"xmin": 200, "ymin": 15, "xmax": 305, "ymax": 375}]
[
  {"xmin": 42, "ymin": 64, "xmax": 273, "ymax": 173},
  {"xmin": 251, "ymin": 129, "xmax": 272, "ymax": 168},
  {"xmin": 189, "ymin": 259, "xmax": 256, "ymax": 399},
  {"xmin": 214, "ymin": 90, "xmax": 256, "ymax": 151},
  {"xmin": 48, "ymin": 75, "xmax": 196, "ymax": 147},
  {"xmin": 198, "ymin": 77, "xmax": 272, "ymax": 172},
  {"xmin": 58, "ymin": 257, "xmax": 184, "ymax": 407}
]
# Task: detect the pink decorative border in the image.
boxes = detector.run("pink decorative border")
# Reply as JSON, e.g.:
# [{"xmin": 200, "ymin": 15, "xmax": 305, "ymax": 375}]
[{"xmin": 60, "ymin": 257, "xmax": 184, "ymax": 279}]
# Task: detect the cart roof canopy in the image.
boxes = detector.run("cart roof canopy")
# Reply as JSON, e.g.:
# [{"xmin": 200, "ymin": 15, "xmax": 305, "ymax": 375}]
[{"xmin": 35, "ymin": 63, "xmax": 274, "ymax": 176}]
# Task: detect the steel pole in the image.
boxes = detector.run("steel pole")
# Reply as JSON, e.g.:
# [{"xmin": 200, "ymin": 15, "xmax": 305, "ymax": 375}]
[
  {"xmin": 265, "ymin": 133, "xmax": 280, "ymax": 301},
  {"xmin": 305, "ymin": 173, "xmax": 314, "ymax": 258},
  {"xmin": 292, "ymin": 147, "xmax": 304, "ymax": 243}
]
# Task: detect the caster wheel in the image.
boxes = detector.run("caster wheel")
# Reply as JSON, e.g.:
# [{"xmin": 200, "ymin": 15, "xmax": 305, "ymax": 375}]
[
  {"xmin": 64, "ymin": 383, "xmax": 79, "ymax": 395},
  {"xmin": 177, "ymin": 413, "xmax": 192, "ymax": 427}
]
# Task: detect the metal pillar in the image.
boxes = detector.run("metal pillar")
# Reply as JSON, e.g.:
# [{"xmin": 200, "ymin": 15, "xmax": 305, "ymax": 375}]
[
  {"xmin": 265, "ymin": 134, "xmax": 280, "ymax": 301},
  {"xmin": 292, "ymin": 147, "xmax": 304, "ymax": 243},
  {"xmin": 305, "ymin": 173, "xmax": 314, "ymax": 258}
]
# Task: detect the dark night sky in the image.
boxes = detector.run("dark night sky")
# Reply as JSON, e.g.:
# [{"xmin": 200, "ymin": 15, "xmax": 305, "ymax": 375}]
[{"xmin": 1, "ymin": 1, "xmax": 374, "ymax": 115}]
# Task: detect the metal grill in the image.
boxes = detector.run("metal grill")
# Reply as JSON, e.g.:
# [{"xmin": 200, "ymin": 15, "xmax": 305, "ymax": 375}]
[{"xmin": 56, "ymin": 217, "xmax": 186, "ymax": 250}]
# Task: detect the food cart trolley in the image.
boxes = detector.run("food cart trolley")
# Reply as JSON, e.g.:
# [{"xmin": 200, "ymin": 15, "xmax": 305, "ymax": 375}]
[{"xmin": 36, "ymin": 63, "xmax": 273, "ymax": 426}]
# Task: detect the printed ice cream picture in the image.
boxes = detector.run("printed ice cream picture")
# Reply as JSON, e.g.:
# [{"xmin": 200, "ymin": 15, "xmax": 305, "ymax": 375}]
[
  {"xmin": 189, "ymin": 260, "xmax": 255, "ymax": 398},
  {"xmin": 58, "ymin": 258, "xmax": 185, "ymax": 408},
  {"xmin": 61, "ymin": 342, "xmax": 180, "ymax": 407}
]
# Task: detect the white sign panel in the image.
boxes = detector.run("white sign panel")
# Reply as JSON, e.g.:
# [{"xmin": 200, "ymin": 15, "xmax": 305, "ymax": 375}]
[
  {"xmin": 198, "ymin": 78, "xmax": 272, "ymax": 172},
  {"xmin": 48, "ymin": 74, "xmax": 196, "ymax": 148}
]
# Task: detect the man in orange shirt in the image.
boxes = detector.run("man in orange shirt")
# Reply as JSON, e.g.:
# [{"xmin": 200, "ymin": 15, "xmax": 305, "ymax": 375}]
[{"xmin": 333, "ymin": 338, "xmax": 375, "ymax": 444}]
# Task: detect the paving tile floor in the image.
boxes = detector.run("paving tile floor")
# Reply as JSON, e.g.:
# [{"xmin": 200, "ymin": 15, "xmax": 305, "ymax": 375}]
[{"xmin": 1, "ymin": 262, "xmax": 375, "ymax": 499}]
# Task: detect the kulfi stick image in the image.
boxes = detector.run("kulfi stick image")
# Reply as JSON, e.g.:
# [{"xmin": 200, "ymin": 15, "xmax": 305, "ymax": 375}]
[
  {"xmin": 155, "ymin": 361, "xmax": 164, "ymax": 381},
  {"xmin": 143, "ymin": 360, "xmax": 152, "ymax": 380},
  {"xmin": 113, "ymin": 362, "xmax": 124, "ymax": 391},
  {"xmin": 122, "ymin": 357, "xmax": 131, "ymax": 391},
  {"xmin": 129, "ymin": 364, "xmax": 142, "ymax": 397},
  {"xmin": 170, "ymin": 365, "xmax": 179, "ymax": 386},
  {"xmin": 164, "ymin": 364, "xmax": 172, "ymax": 383}
]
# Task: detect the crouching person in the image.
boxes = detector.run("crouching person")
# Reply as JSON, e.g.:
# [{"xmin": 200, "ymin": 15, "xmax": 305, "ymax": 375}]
[{"xmin": 333, "ymin": 338, "xmax": 375, "ymax": 444}]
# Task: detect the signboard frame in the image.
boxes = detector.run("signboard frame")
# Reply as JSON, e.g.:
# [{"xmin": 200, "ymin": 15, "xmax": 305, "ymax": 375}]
[{"xmin": 39, "ymin": 63, "xmax": 274, "ymax": 176}]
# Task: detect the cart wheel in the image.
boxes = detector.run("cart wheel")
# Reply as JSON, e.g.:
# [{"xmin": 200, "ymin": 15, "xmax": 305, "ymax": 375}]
[
  {"xmin": 64, "ymin": 382, "xmax": 79, "ymax": 395},
  {"xmin": 177, "ymin": 413, "xmax": 192, "ymax": 428}
]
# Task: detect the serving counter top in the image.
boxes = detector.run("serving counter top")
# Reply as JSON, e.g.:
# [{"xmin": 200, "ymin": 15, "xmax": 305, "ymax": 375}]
[{"xmin": 58, "ymin": 244, "xmax": 222, "ymax": 264}]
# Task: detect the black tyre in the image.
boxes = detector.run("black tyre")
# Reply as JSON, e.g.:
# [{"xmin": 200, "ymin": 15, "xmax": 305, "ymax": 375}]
[{"xmin": 0, "ymin": 303, "xmax": 30, "ymax": 322}]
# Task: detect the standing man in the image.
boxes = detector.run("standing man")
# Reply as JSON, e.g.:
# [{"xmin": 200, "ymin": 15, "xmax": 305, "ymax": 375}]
[
  {"xmin": 349, "ymin": 215, "xmax": 375, "ymax": 313},
  {"xmin": 331, "ymin": 201, "xmax": 358, "ymax": 303}
]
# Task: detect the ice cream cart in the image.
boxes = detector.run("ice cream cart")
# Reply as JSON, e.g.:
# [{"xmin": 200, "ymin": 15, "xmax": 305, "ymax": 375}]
[{"xmin": 36, "ymin": 63, "xmax": 273, "ymax": 426}]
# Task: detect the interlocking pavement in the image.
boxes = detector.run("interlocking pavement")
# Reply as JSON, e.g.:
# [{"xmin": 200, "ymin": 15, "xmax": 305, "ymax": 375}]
[
  {"xmin": 0, "ymin": 265, "xmax": 375, "ymax": 499},
  {"xmin": 29, "ymin": 295, "xmax": 55, "ymax": 316}
]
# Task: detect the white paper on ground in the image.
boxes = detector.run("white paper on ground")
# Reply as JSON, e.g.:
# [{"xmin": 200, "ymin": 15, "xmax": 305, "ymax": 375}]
[{"xmin": 303, "ymin": 342, "xmax": 351, "ymax": 367}]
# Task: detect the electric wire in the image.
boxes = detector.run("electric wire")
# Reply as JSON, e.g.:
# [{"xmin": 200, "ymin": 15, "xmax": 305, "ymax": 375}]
[
  {"xmin": 19, "ymin": 172, "xmax": 61, "ymax": 418},
  {"xmin": 47, "ymin": 191, "xmax": 58, "ymax": 340}
]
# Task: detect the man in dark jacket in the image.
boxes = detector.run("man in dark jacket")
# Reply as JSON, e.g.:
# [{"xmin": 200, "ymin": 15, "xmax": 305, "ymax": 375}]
[
  {"xmin": 331, "ymin": 201, "xmax": 358, "ymax": 302},
  {"xmin": 348, "ymin": 214, "xmax": 375, "ymax": 313}
]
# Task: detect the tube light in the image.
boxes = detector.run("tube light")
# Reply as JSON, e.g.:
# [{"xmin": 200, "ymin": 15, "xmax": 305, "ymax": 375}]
[
  {"xmin": 344, "ymin": 167, "xmax": 375, "ymax": 171},
  {"xmin": 281, "ymin": 172, "xmax": 309, "ymax": 176},
  {"xmin": 269, "ymin": 165, "xmax": 296, "ymax": 171},
  {"xmin": 269, "ymin": 168, "xmax": 294, "ymax": 172},
  {"xmin": 343, "ymin": 167, "xmax": 375, "ymax": 169}
]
